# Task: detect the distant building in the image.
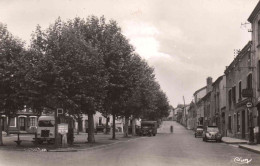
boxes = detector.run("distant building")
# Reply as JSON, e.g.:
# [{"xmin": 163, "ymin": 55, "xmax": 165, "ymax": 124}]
[
  {"xmin": 187, "ymin": 102, "xmax": 196, "ymax": 130},
  {"xmin": 174, "ymin": 104, "xmax": 184, "ymax": 123},
  {"xmin": 0, "ymin": 107, "xmax": 39, "ymax": 133},
  {"xmin": 193, "ymin": 85, "xmax": 207, "ymax": 126}
]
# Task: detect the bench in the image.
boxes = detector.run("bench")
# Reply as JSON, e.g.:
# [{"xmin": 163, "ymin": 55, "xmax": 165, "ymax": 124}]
[{"xmin": 10, "ymin": 131, "xmax": 37, "ymax": 146}]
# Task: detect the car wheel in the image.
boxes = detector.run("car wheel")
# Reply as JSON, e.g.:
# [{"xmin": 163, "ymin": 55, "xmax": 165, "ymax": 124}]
[
  {"xmin": 203, "ymin": 137, "xmax": 207, "ymax": 142},
  {"xmin": 195, "ymin": 134, "xmax": 197, "ymax": 138}
]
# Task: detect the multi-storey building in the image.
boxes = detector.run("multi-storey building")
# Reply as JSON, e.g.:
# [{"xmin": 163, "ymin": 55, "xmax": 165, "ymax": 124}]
[
  {"xmin": 193, "ymin": 86, "xmax": 206, "ymax": 126},
  {"xmin": 187, "ymin": 102, "xmax": 196, "ymax": 130},
  {"xmin": 210, "ymin": 75, "xmax": 226, "ymax": 136},
  {"xmin": 248, "ymin": 1, "xmax": 260, "ymax": 143},
  {"xmin": 224, "ymin": 42, "xmax": 254, "ymax": 140}
]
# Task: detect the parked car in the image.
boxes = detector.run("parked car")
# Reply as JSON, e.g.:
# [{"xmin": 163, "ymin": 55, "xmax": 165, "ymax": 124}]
[
  {"xmin": 194, "ymin": 125, "xmax": 203, "ymax": 138},
  {"xmin": 202, "ymin": 126, "xmax": 222, "ymax": 142}
]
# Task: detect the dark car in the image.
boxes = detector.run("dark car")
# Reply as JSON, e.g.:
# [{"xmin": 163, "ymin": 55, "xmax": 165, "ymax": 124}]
[
  {"xmin": 194, "ymin": 125, "xmax": 203, "ymax": 138},
  {"xmin": 140, "ymin": 121, "xmax": 157, "ymax": 136},
  {"xmin": 202, "ymin": 126, "xmax": 222, "ymax": 142}
]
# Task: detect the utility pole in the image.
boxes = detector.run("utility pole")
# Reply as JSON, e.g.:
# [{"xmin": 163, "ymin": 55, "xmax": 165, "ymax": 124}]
[{"xmin": 183, "ymin": 96, "xmax": 186, "ymax": 126}]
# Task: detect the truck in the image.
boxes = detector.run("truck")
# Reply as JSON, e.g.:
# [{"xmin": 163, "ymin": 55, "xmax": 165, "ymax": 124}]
[
  {"xmin": 140, "ymin": 121, "xmax": 157, "ymax": 136},
  {"xmin": 35, "ymin": 115, "xmax": 74, "ymax": 144},
  {"xmin": 35, "ymin": 116, "xmax": 55, "ymax": 144}
]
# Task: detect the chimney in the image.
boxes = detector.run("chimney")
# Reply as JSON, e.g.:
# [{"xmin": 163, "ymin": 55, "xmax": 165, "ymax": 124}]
[{"xmin": 206, "ymin": 77, "xmax": 213, "ymax": 93}]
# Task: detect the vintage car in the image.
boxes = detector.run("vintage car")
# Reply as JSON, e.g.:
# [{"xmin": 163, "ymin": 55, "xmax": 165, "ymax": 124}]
[
  {"xmin": 202, "ymin": 126, "xmax": 222, "ymax": 142},
  {"xmin": 194, "ymin": 125, "xmax": 203, "ymax": 138},
  {"xmin": 140, "ymin": 121, "xmax": 157, "ymax": 136}
]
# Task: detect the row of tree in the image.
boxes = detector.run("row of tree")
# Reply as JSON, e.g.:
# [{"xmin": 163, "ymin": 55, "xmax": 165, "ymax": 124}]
[{"xmin": 0, "ymin": 16, "xmax": 170, "ymax": 145}]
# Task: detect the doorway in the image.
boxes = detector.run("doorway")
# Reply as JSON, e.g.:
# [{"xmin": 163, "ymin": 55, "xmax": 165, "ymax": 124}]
[
  {"xmin": 19, "ymin": 117, "xmax": 26, "ymax": 131},
  {"xmin": 242, "ymin": 110, "xmax": 245, "ymax": 139}
]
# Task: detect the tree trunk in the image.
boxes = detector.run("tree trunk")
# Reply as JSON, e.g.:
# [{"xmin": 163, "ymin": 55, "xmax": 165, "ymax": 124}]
[
  {"xmin": 112, "ymin": 113, "xmax": 116, "ymax": 139},
  {"xmin": 87, "ymin": 113, "xmax": 95, "ymax": 143},
  {"xmin": 77, "ymin": 117, "xmax": 82, "ymax": 135},
  {"xmin": 105, "ymin": 117, "xmax": 109, "ymax": 134},
  {"xmin": 132, "ymin": 118, "xmax": 136, "ymax": 136},
  {"xmin": 0, "ymin": 118, "xmax": 3, "ymax": 146},
  {"xmin": 124, "ymin": 116, "xmax": 129, "ymax": 137},
  {"xmin": 6, "ymin": 116, "xmax": 11, "ymax": 136}
]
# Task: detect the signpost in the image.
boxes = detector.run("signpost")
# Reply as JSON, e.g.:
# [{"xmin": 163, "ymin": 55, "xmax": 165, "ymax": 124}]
[{"xmin": 58, "ymin": 123, "xmax": 68, "ymax": 147}]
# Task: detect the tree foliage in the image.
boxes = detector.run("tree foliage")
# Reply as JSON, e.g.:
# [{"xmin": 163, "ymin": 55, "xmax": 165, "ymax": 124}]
[{"xmin": 0, "ymin": 16, "xmax": 171, "ymax": 143}]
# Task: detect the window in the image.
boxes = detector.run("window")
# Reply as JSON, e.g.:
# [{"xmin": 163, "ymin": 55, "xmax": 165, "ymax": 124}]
[
  {"xmin": 247, "ymin": 73, "xmax": 252, "ymax": 89},
  {"xmin": 232, "ymin": 86, "xmax": 236, "ymax": 104},
  {"xmin": 30, "ymin": 117, "xmax": 36, "ymax": 126},
  {"xmin": 38, "ymin": 120, "xmax": 55, "ymax": 127},
  {"xmin": 9, "ymin": 117, "xmax": 16, "ymax": 127},
  {"xmin": 228, "ymin": 116, "xmax": 232, "ymax": 130},
  {"xmin": 239, "ymin": 81, "xmax": 242, "ymax": 99},
  {"xmin": 228, "ymin": 89, "xmax": 232, "ymax": 108}
]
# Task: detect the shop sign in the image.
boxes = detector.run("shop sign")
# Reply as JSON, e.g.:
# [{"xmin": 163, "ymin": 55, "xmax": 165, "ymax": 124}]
[
  {"xmin": 246, "ymin": 102, "xmax": 253, "ymax": 108},
  {"xmin": 58, "ymin": 123, "xmax": 68, "ymax": 134}
]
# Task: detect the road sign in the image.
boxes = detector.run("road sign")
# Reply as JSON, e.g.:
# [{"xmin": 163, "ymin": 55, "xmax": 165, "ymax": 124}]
[
  {"xmin": 58, "ymin": 123, "xmax": 68, "ymax": 134},
  {"xmin": 57, "ymin": 108, "xmax": 63, "ymax": 116},
  {"xmin": 246, "ymin": 102, "xmax": 253, "ymax": 108}
]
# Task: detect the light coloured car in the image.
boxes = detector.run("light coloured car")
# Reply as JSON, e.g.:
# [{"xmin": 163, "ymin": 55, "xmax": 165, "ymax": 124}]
[{"xmin": 202, "ymin": 126, "xmax": 222, "ymax": 142}]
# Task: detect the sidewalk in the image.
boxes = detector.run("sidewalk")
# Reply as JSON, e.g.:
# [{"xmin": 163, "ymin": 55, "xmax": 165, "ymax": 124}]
[
  {"xmin": 0, "ymin": 132, "xmax": 141, "ymax": 152},
  {"xmin": 222, "ymin": 137, "xmax": 248, "ymax": 144},
  {"xmin": 222, "ymin": 137, "xmax": 260, "ymax": 154},
  {"xmin": 239, "ymin": 144, "xmax": 260, "ymax": 154}
]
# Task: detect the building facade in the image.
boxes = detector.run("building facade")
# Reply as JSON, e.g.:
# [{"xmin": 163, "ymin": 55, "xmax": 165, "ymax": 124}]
[
  {"xmin": 0, "ymin": 107, "xmax": 39, "ymax": 133},
  {"xmin": 193, "ymin": 86, "xmax": 206, "ymax": 126},
  {"xmin": 248, "ymin": 0, "xmax": 260, "ymax": 144},
  {"xmin": 224, "ymin": 42, "xmax": 254, "ymax": 140},
  {"xmin": 187, "ymin": 102, "xmax": 196, "ymax": 130},
  {"xmin": 210, "ymin": 75, "xmax": 226, "ymax": 136}
]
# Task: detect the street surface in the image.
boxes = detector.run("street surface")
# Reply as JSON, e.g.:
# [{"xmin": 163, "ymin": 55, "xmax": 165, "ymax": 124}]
[{"xmin": 0, "ymin": 121, "xmax": 259, "ymax": 166}]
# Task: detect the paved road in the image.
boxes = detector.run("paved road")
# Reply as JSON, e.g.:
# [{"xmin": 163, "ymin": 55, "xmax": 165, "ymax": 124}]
[{"xmin": 0, "ymin": 121, "xmax": 259, "ymax": 166}]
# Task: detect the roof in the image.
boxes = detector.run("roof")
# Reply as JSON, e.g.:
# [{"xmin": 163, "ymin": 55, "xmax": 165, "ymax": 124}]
[
  {"xmin": 200, "ymin": 91, "xmax": 211, "ymax": 102},
  {"xmin": 38, "ymin": 116, "xmax": 55, "ymax": 121},
  {"xmin": 141, "ymin": 121, "xmax": 157, "ymax": 124},
  {"xmin": 212, "ymin": 75, "xmax": 224, "ymax": 87},
  {"xmin": 248, "ymin": 0, "xmax": 260, "ymax": 23},
  {"xmin": 193, "ymin": 86, "xmax": 207, "ymax": 96}
]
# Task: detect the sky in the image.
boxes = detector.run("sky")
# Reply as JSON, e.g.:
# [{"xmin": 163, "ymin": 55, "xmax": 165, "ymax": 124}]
[{"xmin": 0, "ymin": 0, "xmax": 259, "ymax": 107}]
